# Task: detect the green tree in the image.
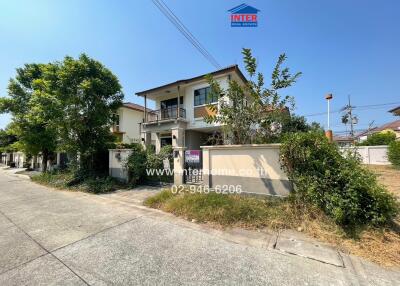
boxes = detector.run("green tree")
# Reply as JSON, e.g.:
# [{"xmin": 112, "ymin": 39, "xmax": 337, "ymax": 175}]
[
  {"xmin": 204, "ymin": 74, "xmax": 255, "ymax": 144},
  {"xmin": 55, "ymin": 54, "xmax": 123, "ymax": 174},
  {"xmin": 0, "ymin": 63, "xmax": 61, "ymax": 170},
  {"xmin": 358, "ymin": 131, "xmax": 396, "ymax": 146},
  {"xmin": 280, "ymin": 132, "xmax": 398, "ymax": 229},
  {"xmin": 388, "ymin": 141, "xmax": 400, "ymax": 168},
  {"xmin": 0, "ymin": 127, "xmax": 18, "ymax": 153},
  {"xmin": 204, "ymin": 48, "xmax": 302, "ymax": 144}
]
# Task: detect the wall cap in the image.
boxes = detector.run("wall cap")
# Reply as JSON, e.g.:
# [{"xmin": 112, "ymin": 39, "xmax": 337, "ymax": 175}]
[
  {"xmin": 340, "ymin": 145, "xmax": 389, "ymax": 149},
  {"xmin": 173, "ymin": 147, "xmax": 187, "ymax": 150},
  {"xmin": 201, "ymin": 144, "xmax": 281, "ymax": 150}
]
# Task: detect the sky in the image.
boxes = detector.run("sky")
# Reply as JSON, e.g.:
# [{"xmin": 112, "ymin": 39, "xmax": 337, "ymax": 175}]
[{"xmin": 1, "ymin": 0, "xmax": 399, "ymax": 134}]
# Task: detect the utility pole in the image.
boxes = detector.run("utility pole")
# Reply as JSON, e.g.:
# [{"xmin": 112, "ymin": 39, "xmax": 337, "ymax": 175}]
[
  {"xmin": 325, "ymin": 93, "xmax": 333, "ymax": 142},
  {"xmin": 341, "ymin": 95, "xmax": 358, "ymax": 138},
  {"xmin": 367, "ymin": 120, "xmax": 375, "ymax": 135},
  {"xmin": 348, "ymin": 95, "xmax": 354, "ymax": 137}
]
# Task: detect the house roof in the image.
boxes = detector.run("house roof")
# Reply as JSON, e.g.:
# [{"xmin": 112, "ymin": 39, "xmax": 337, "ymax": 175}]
[
  {"xmin": 228, "ymin": 4, "xmax": 260, "ymax": 14},
  {"xmin": 121, "ymin": 102, "xmax": 152, "ymax": 113},
  {"xmin": 355, "ymin": 128, "xmax": 378, "ymax": 138},
  {"xmin": 333, "ymin": 135, "xmax": 354, "ymax": 142},
  {"xmin": 389, "ymin": 105, "xmax": 400, "ymax": 115},
  {"xmin": 136, "ymin": 65, "xmax": 247, "ymax": 96},
  {"xmin": 374, "ymin": 120, "xmax": 400, "ymax": 132}
]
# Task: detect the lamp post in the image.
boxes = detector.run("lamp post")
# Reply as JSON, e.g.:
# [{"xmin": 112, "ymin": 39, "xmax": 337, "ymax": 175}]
[{"xmin": 325, "ymin": 93, "xmax": 333, "ymax": 142}]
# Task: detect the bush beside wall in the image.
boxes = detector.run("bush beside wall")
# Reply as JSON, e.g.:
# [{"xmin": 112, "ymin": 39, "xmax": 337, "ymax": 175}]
[
  {"xmin": 124, "ymin": 144, "xmax": 173, "ymax": 186},
  {"xmin": 357, "ymin": 131, "xmax": 396, "ymax": 146},
  {"xmin": 388, "ymin": 141, "xmax": 400, "ymax": 168},
  {"xmin": 280, "ymin": 132, "xmax": 398, "ymax": 229}
]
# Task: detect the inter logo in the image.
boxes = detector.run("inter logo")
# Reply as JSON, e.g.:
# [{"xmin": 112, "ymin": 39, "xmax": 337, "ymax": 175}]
[{"xmin": 228, "ymin": 3, "xmax": 260, "ymax": 27}]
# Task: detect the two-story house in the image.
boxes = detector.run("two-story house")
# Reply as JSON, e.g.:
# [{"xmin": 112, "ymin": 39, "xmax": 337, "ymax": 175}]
[
  {"xmin": 111, "ymin": 102, "xmax": 153, "ymax": 144},
  {"xmin": 136, "ymin": 65, "xmax": 247, "ymax": 152}
]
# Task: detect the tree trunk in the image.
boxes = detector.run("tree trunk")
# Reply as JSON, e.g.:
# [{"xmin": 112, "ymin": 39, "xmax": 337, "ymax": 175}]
[{"xmin": 41, "ymin": 149, "xmax": 49, "ymax": 172}]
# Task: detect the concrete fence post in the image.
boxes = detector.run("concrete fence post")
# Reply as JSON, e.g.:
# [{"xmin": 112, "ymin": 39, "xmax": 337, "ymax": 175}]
[
  {"xmin": 56, "ymin": 152, "xmax": 61, "ymax": 167},
  {"xmin": 202, "ymin": 148, "xmax": 210, "ymax": 188},
  {"xmin": 141, "ymin": 132, "xmax": 152, "ymax": 150},
  {"xmin": 173, "ymin": 147, "xmax": 186, "ymax": 186}
]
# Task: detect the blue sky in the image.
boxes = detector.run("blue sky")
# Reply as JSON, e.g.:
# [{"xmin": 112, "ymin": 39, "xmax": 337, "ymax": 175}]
[{"xmin": 1, "ymin": 0, "xmax": 399, "ymax": 133}]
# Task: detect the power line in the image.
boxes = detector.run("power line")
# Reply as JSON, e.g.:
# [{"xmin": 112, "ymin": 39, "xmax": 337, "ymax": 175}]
[
  {"xmin": 151, "ymin": 0, "xmax": 222, "ymax": 69},
  {"xmin": 303, "ymin": 101, "xmax": 400, "ymax": 117}
]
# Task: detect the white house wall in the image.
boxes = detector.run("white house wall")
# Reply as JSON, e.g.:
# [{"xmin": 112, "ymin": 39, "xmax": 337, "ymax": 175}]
[
  {"xmin": 152, "ymin": 75, "xmax": 230, "ymax": 130},
  {"xmin": 119, "ymin": 108, "xmax": 144, "ymax": 143}
]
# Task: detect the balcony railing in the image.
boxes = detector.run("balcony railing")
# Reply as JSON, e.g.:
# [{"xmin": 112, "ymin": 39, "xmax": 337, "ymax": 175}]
[
  {"xmin": 146, "ymin": 107, "xmax": 186, "ymax": 122},
  {"xmin": 111, "ymin": 125, "xmax": 120, "ymax": 132}
]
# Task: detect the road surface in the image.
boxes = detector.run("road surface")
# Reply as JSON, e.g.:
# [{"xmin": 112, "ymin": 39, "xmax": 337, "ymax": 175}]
[{"xmin": 0, "ymin": 169, "xmax": 398, "ymax": 285}]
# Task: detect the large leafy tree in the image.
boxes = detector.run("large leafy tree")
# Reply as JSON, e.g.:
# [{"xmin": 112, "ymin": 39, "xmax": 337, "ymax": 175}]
[
  {"xmin": 0, "ymin": 127, "xmax": 18, "ymax": 153},
  {"xmin": 204, "ymin": 74, "xmax": 255, "ymax": 144},
  {"xmin": 1, "ymin": 54, "xmax": 123, "ymax": 174},
  {"xmin": 205, "ymin": 48, "xmax": 303, "ymax": 144},
  {"xmin": 55, "ymin": 54, "xmax": 123, "ymax": 174},
  {"xmin": 0, "ymin": 63, "xmax": 61, "ymax": 170}
]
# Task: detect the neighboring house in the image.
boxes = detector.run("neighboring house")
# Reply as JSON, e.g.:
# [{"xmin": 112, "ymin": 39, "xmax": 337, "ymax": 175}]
[
  {"xmin": 372, "ymin": 120, "xmax": 400, "ymax": 139},
  {"xmin": 356, "ymin": 120, "xmax": 400, "ymax": 143},
  {"xmin": 135, "ymin": 65, "xmax": 247, "ymax": 152},
  {"xmin": 333, "ymin": 135, "xmax": 355, "ymax": 147},
  {"xmin": 356, "ymin": 128, "xmax": 377, "ymax": 142},
  {"xmin": 111, "ymin": 102, "xmax": 151, "ymax": 144},
  {"xmin": 389, "ymin": 105, "xmax": 400, "ymax": 116}
]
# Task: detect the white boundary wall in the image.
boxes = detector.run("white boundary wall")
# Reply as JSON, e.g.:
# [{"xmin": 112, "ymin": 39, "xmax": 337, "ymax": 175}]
[
  {"xmin": 109, "ymin": 149, "xmax": 133, "ymax": 181},
  {"xmin": 201, "ymin": 144, "xmax": 291, "ymax": 196},
  {"xmin": 340, "ymin": 145, "xmax": 390, "ymax": 165}
]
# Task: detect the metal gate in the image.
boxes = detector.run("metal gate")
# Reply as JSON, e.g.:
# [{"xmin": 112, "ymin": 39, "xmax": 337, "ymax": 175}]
[{"xmin": 184, "ymin": 150, "xmax": 203, "ymax": 184}]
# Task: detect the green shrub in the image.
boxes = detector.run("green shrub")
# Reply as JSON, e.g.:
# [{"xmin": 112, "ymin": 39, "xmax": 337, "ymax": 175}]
[
  {"xmin": 32, "ymin": 170, "xmax": 123, "ymax": 194},
  {"xmin": 388, "ymin": 141, "xmax": 400, "ymax": 168},
  {"xmin": 124, "ymin": 143, "xmax": 147, "ymax": 186},
  {"xmin": 81, "ymin": 176, "xmax": 121, "ymax": 194},
  {"xmin": 280, "ymin": 132, "xmax": 398, "ymax": 229},
  {"xmin": 124, "ymin": 144, "xmax": 173, "ymax": 185},
  {"xmin": 145, "ymin": 145, "xmax": 173, "ymax": 183},
  {"xmin": 31, "ymin": 170, "xmax": 74, "ymax": 188},
  {"xmin": 358, "ymin": 131, "xmax": 396, "ymax": 146}
]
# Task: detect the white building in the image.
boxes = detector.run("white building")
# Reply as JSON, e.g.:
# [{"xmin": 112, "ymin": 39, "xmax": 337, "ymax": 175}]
[
  {"xmin": 111, "ymin": 102, "xmax": 150, "ymax": 144},
  {"xmin": 136, "ymin": 65, "xmax": 247, "ymax": 152}
]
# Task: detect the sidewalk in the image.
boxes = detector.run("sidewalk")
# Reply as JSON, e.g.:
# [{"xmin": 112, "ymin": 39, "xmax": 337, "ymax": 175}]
[{"xmin": 96, "ymin": 188, "xmax": 398, "ymax": 276}]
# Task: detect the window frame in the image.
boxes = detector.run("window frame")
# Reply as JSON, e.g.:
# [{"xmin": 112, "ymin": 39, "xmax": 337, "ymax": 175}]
[{"xmin": 193, "ymin": 87, "xmax": 218, "ymax": 107}]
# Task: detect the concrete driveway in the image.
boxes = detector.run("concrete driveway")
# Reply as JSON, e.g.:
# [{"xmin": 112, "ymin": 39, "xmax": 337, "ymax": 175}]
[{"xmin": 0, "ymin": 170, "xmax": 399, "ymax": 285}]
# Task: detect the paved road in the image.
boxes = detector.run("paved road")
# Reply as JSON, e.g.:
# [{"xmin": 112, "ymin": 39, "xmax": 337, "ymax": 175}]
[{"xmin": 0, "ymin": 170, "xmax": 399, "ymax": 285}]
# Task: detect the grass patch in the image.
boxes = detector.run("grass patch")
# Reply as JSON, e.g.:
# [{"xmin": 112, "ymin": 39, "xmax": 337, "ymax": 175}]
[
  {"xmin": 144, "ymin": 189, "xmax": 400, "ymax": 268},
  {"xmin": 31, "ymin": 170, "xmax": 127, "ymax": 194},
  {"xmin": 366, "ymin": 165, "xmax": 400, "ymax": 200}
]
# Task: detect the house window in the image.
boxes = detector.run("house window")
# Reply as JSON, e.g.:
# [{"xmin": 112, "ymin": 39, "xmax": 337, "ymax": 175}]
[
  {"xmin": 160, "ymin": 97, "xmax": 183, "ymax": 109},
  {"xmin": 112, "ymin": 114, "xmax": 120, "ymax": 131},
  {"xmin": 160, "ymin": 97, "xmax": 184, "ymax": 119},
  {"xmin": 194, "ymin": 87, "xmax": 218, "ymax": 106}
]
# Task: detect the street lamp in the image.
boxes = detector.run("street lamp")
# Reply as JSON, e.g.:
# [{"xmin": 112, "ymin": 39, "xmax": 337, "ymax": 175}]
[{"xmin": 325, "ymin": 93, "xmax": 333, "ymax": 142}]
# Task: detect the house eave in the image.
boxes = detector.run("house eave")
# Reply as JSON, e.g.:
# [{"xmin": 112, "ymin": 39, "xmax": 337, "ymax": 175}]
[{"xmin": 135, "ymin": 65, "xmax": 247, "ymax": 97}]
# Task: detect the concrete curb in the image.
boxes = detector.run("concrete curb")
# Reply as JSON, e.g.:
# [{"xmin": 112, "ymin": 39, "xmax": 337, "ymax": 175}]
[{"xmin": 95, "ymin": 192, "xmax": 400, "ymax": 278}]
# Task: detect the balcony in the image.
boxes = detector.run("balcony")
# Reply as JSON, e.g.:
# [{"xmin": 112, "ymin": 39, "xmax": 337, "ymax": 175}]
[
  {"xmin": 111, "ymin": 125, "xmax": 120, "ymax": 133},
  {"xmin": 146, "ymin": 107, "xmax": 186, "ymax": 123}
]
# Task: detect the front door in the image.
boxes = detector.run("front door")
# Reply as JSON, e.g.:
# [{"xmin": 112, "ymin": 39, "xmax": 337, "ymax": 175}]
[{"xmin": 160, "ymin": 137, "xmax": 172, "ymax": 147}]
